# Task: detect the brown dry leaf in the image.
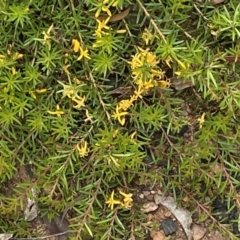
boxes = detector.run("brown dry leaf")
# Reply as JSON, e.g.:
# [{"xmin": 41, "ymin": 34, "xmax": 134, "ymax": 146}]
[
  {"xmin": 212, "ymin": 0, "xmax": 225, "ymax": 4},
  {"xmin": 96, "ymin": 7, "xmax": 131, "ymax": 22},
  {"xmin": 225, "ymin": 56, "xmax": 240, "ymax": 63}
]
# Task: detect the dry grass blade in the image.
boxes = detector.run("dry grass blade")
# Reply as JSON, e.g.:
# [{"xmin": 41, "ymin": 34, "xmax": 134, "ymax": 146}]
[{"xmin": 135, "ymin": 0, "xmax": 166, "ymax": 43}]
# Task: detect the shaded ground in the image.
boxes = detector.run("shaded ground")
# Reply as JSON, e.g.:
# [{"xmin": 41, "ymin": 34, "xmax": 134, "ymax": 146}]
[
  {"xmin": 2, "ymin": 86, "xmax": 238, "ymax": 240},
  {"xmin": 2, "ymin": 159, "xmax": 232, "ymax": 240}
]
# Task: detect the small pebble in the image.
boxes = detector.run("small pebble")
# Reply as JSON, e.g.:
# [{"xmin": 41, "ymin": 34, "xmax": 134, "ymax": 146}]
[
  {"xmin": 164, "ymin": 211, "xmax": 172, "ymax": 218},
  {"xmin": 145, "ymin": 194, "xmax": 155, "ymax": 201},
  {"xmin": 142, "ymin": 191, "xmax": 150, "ymax": 196},
  {"xmin": 139, "ymin": 193, "xmax": 144, "ymax": 199},
  {"xmin": 192, "ymin": 224, "xmax": 207, "ymax": 240},
  {"xmin": 141, "ymin": 202, "xmax": 158, "ymax": 213}
]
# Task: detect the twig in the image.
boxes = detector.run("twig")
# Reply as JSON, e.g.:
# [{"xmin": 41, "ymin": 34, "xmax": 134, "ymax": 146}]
[
  {"xmin": 106, "ymin": 210, "xmax": 119, "ymax": 240},
  {"xmin": 76, "ymin": 176, "xmax": 103, "ymax": 239},
  {"xmin": 193, "ymin": 4, "xmax": 209, "ymax": 22},
  {"xmin": 10, "ymin": 231, "xmax": 68, "ymax": 240},
  {"xmin": 87, "ymin": 70, "xmax": 113, "ymax": 123},
  {"xmin": 217, "ymin": 150, "xmax": 240, "ymax": 210},
  {"xmin": 159, "ymin": 125, "xmax": 184, "ymax": 159},
  {"xmin": 135, "ymin": 0, "xmax": 167, "ymax": 43}
]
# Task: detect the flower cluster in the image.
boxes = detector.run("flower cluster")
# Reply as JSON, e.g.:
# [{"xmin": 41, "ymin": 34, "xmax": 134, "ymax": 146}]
[
  {"xmin": 129, "ymin": 47, "xmax": 164, "ymax": 83},
  {"xmin": 141, "ymin": 28, "xmax": 154, "ymax": 45},
  {"xmin": 93, "ymin": 1, "xmax": 126, "ymax": 39},
  {"xmin": 47, "ymin": 104, "xmax": 64, "ymax": 117},
  {"xmin": 95, "ymin": 0, "xmax": 120, "ymax": 20},
  {"xmin": 106, "ymin": 190, "xmax": 133, "ymax": 210},
  {"xmin": 48, "ymin": 81, "xmax": 85, "ymax": 117},
  {"xmin": 77, "ymin": 140, "xmax": 89, "ymax": 157},
  {"xmin": 112, "ymin": 47, "xmax": 170, "ymax": 125},
  {"xmin": 42, "ymin": 24, "xmax": 54, "ymax": 45},
  {"xmin": 57, "ymin": 79, "xmax": 86, "ymax": 110}
]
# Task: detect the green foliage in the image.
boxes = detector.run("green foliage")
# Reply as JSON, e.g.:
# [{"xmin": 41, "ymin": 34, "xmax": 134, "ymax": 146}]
[{"xmin": 1, "ymin": 0, "xmax": 240, "ymax": 239}]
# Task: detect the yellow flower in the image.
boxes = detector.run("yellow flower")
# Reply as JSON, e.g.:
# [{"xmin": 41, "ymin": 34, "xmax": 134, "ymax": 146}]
[
  {"xmin": 29, "ymin": 91, "xmax": 36, "ymax": 99},
  {"xmin": 129, "ymin": 48, "xmax": 159, "ymax": 79},
  {"xmin": 92, "ymin": 37, "xmax": 106, "ymax": 48},
  {"xmin": 95, "ymin": 17, "xmax": 110, "ymax": 37},
  {"xmin": 58, "ymin": 82, "xmax": 76, "ymax": 99},
  {"xmin": 134, "ymin": 86, "xmax": 144, "ymax": 99},
  {"xmin": 119, "ymin": 190, "xmax": 133, "ymax": 209},
  {"xmin": 116, "ymin": 29, "xmax": 126, "ymax": 34},
  {"xmin": 102, "ymin": 6, "xmax": 112, "ymax": 17},
  {"xmin": 129, "ymin": 54, "xmax": 143, "ymax": 70},
  {"xmin": 151, "ymin": 69, "xmax": 165, "ymax": 78},
  {"xmin": 77, "ymin": 140, "xmax": 89, "ymax": 157},
  {"xmin": 0, "ymin": 55, "xmax": 5, "ymax": 63},
  {"xmin": 113, "ymin": 129, "xmax": 119, "ymax": 138},
  {"xmin": 36, "ymin": 88, "xmax": 47, "ymax": 93},
  {"xmin": 112, "ymin": 105, "xmax": 128, "ymax": 126},
  {"xmin": 72, "ymin": 96, "xmax": 85, "ymax": 109},
  {"xmin": 47, "ymin": 104, "xmax": 64, "ymax": 117},
  {"xmin": 197, "ymin": 112, "xmax": 206, "ymax": 129},
  {"xmin": 62, "ymin": 64, "xmax": 71, "ymax": 75},
  {"xmin": 130, "ymin": 131, "xmax": 137, "ymax": 143},
  {"xmin": 11, "ymin": 67, "xmax": 16, "ymax": 75},
  {"xmin": 141, "ymin": 28, "xmax": 154, "ymax": 45},
  {"xmin": 175, "ymin": 59, "xmax": 190, "ymax": 77},
  {"xmin": 96, "ymin": 18, "xmax": 110, "ymax": 30},
  {"xmin": 158, "ymin": 80, "xmax": 170, "ymax": 88},
  {"xmin": 118, "ymin": 99, "xmax": 134, "ymax": 111},
  {"xmin": 107, "ymin": 155, "xmax": 120, "ymax": 167},
  {"xmin": 73, "ymin": 77, "xmax": 81, "ymax": 84},
  {"xmin": 176, "ymin": 58, "xmax": 187, "ymax": 69},
  {"xmin": 165, "ymin": 55, "xmax": 172, "ymax": 68},
  {"xmin": 77, "ymin": 47, "xmax": 91, "ymax": 61},
  {"xmin": 84, "ymin": 109, "xmax": 93, "ymax": 123},
  {"xmin": 144, "ymin": 80, "xmax": 156, "ymax": 89},
  {"xmin": 95, "ymin": 8, "xmax": 101, "ymax": 18},
  {"xmin": 72, "ymin": 39, "xmax": 81, "ymax": 53},
  {"xmin": 42, "ymin": 24, "xmax": 54, "ymax": 45},
  {"xmin": 12, "ymin": 52, "xmax": 23, "ymax": 60},
  {"xmin": 106, "ymin": 190, "xmax": 121, "ymax": 210},
  {"xmin": 145, "ymin": 51, "xmax": 159, "ymax": 67},
  {"xmin": 112, "ymin": 0, "xmax": 119, "ymax": 7}
]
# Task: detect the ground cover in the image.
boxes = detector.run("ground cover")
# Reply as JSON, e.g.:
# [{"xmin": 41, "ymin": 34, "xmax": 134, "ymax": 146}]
[{"xmin": 1, "ymin": 0, "xmax": 240, "ymax": 239}]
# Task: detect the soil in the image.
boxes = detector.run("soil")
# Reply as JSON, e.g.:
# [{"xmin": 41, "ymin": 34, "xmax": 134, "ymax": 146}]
[{"xmin": 137, "ymin": 188, "xmax": 229, "ymax": 240}]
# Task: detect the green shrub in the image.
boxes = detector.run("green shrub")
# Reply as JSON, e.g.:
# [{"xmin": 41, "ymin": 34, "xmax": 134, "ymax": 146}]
[{"xmin": 0, "ymin": 0, "xmax": 240, "ymax": 239}]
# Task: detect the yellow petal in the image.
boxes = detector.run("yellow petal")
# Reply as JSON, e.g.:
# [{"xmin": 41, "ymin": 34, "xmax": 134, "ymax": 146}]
[
  {"xmin": 116, "ymin": 29, "xmax": 126, "ymax": 34},
  {"xmin": 72, "ymin": 39, "xmax": 81, "ymax": 52},
  {"xmin": 36, "ymin": 88, "xmax": 47, "ymax": 93},
  {"xmin": 102, "ymin": 6, "xmax": 112, "ymax": 17}
]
